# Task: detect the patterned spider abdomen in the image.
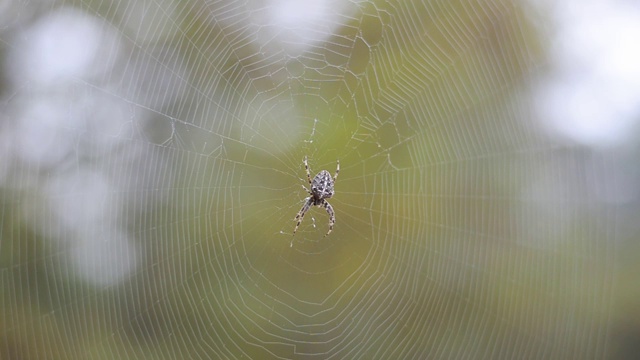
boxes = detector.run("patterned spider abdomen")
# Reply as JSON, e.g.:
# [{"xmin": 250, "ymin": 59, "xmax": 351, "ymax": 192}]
[{"xmin": 311, "ymin": 170, "xmax": 334, "ymax": 200}]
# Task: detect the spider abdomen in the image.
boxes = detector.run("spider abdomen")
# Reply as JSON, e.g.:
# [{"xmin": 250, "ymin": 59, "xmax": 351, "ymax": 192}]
[{"xmin": 312, "ymin": 170, "xmax": 334, "ymax": 200}]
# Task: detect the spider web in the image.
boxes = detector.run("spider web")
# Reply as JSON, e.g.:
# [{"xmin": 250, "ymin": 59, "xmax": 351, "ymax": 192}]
[{"xmin": 1, "ymin": 0, "xmax": 635, "ymax": 359}]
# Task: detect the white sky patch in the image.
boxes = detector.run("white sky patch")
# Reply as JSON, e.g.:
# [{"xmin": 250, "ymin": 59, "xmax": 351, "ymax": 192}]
[
  {"xmin": 71, "ymin": 229, "xmax": 139, "ymax": 287},
  {"xmin": 257, "ymin": 0, "xmax": 354, "ymax": 55},
  {"xmin": 535, "ymin": 0, "xmax": 640, "ymax": 147},
  {"xmin": 46, "ymin": 169, "xmax": 140, "ymax": 286},
  {"xmin": 268, "ymin": 0, "xmax": 327, "ymax": 30},
  {"xmin": 4, "ymin": 6, "xmax": 129, "ymax": 167},
  {"xmin": 6, "ymin": 7, "xmax": 119, "ymax": 86}
]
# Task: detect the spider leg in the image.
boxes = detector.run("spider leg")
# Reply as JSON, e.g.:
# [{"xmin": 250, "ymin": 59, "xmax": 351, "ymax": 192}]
[
  {"xmin": 334, "ymin": 160, "xmax": 339, "ymax": 182},
  {"xmin": 293, "ymin": 197, "xmax": 312, "ymax": 236},
  {"xmin": 321, "ymin": 199, "xmax": 335, "ymax": 237},
  {"xmin": 304, "ymin": 156, "xmax": 312, "ymax": 185}
]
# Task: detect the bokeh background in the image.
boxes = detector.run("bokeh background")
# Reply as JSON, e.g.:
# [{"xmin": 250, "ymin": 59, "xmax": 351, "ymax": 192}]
[{"xmin": 1, "ymin": 0, "xmax": 639, "ymax": 359}]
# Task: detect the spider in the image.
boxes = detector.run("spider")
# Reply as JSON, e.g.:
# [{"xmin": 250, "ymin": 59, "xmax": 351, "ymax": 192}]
[{"xmin": 293, "ymin": 156, "xmax": 339, "ymax": 237}]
